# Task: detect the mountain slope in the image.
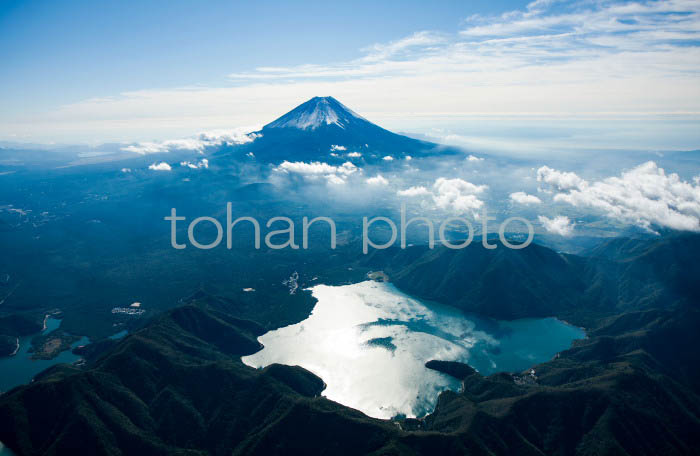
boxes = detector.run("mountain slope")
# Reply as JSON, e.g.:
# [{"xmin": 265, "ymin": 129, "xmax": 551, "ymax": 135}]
[
  {"xmin": 264, "ymin": 96, "xmax": 368, "ymax": 131},
  {"xmin": 361, "ymin": 234, "xmax": 700, "ymax": 327},
  {"xmin": 585, "ymin": 233, "xmax": 700, "ymax": 310},
  {"xmin": 3, "ymin": 236, "xmax": 700, "ymax": 455},
  {"xmin": 3, "ymin": 293, "xmax": 700, "ymax": 455},
  {"xmin": 362, "ymin": 243, "xmax": 603, "ymax": 325},
  {"xmin": 0, "ymin": 304, "xmax": 402, "ymax": 456},
  {"xmin": 219, "ymin": 96, "xmax": 455, "ymax": 163}
]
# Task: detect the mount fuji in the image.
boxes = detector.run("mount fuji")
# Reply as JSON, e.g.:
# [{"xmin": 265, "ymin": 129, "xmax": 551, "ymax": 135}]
[
  {"xmin": 222, "ymin": 96, "xmax": 456, "ymax": 163},
  {"xmin": 265, "ymin": 96, "xmax": 366, "ymax": 130}
]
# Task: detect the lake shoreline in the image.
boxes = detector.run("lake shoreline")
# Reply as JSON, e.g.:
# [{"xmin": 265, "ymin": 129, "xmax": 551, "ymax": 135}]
[
  {"xmin": 9, "ymin": 338, "xmax": 19, "ymax": 357},
  {"xmin": 244, "ymin": 280, "xmax": 585, "ymax": 420},
  {"xmin": 0, "ymin": 317, "xmax": 88, "ymax": 392}
]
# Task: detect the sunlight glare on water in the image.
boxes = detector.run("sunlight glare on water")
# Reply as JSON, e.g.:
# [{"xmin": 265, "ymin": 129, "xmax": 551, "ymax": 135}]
[{"xmin": 242, "ymin": 281, "xmax": 584, "ymax": 419}]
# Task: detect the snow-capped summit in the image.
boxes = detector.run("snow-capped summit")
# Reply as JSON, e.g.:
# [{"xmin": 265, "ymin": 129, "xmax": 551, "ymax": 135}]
[
  {"xmin": 264, "ymin": 96, "xmax": 367, "ymax": 131},
  {"xmin": 216, "ymin": 96, "xmax": 452, "ymax": 163}
]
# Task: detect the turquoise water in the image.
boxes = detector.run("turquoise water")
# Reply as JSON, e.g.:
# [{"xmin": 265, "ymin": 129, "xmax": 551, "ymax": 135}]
[
  {"xmin": 0, "ymin": 319, "xmax": 93, "ymax": 454},
  {"xmin": 108, "ymin": 329, "xmax": 129, "ymax": 340},
  {"xmin": 244, "ymin": 281, "xmax": 585, "ymax": 419},
  {"xmin": 0, "ymin": 318, "xmax": 89, "ymax": 393},
  {"xmin": 0, "ymin": 441, "xmax": 16, "ymax": 456}
]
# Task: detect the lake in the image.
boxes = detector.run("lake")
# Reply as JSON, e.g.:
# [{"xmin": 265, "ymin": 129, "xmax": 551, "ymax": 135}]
[
  {"xmin": 0, "ymin": 441, "xmax": 15, "ymax": 456},
  {"xmin": 0, "ymin": 317, "xmax": 88, "ymax": 393},
  {"xmin": 0, "ymin": 318, "xmax": 91, "ymax": 455},
  {"xmin": 0, "ymin": 442, "xmax": 15, "ymax": 456},
  {"xmin": 242, "ymin": 281, "xmax": 585, "ymax": 419}
]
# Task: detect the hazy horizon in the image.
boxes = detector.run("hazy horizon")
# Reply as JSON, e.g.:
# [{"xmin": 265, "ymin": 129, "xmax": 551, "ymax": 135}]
[{"xmin": 2, "ymin": 0, "xmax": 699, "ymax": 146}]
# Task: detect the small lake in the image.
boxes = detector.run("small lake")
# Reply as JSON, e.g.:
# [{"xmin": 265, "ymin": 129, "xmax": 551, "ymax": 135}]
[
  {"xmin": 0, "ymin": 441, "xmax": 15, "ymax": 456},
  {"xmin": 242, "ymin": 281, "xmax": 585, "ymax": 419},
  {"xmin": 0, "ymin": 317, "xmax": 88, "ymax": 393}
]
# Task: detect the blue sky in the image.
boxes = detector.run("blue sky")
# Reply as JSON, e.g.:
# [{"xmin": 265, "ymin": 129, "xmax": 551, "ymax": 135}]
[
  {"xmin": 1, "ymin": 0, "xmax": 699, "ymax": 145},
  {"xmin": 0, "ymin": 0, "xmax": 515, "ymax": 111}
]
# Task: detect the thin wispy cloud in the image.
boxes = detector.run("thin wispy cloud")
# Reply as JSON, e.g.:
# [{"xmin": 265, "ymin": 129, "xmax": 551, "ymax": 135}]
[
  {"xmin": 4, "ymin": 0, "xmax": 699, "ymax": 143},
  {"xmin": 230, "ymin": 0, "xmax": 700, "ymax": 88}
]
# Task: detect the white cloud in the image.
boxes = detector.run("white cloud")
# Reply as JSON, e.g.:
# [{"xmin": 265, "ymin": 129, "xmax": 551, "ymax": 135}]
[
  {"xmin": 122, "ymin": 129, "xmax": 259, "ymax": 154},
  {"xmin": 405, "ymin": 155, "xmax": 412, "ymax": 161},
  {"xmin": 347, "ymin": 151, "xmax": 362, "ymax": 158},
  {"xmin": 330, "ymin": 144, "xmax": 347, "ymax": 151},
  {"xmin": 148, "ymin": 162, "xmax": 172, "ymax": 171},
  {"xmin": 275, "ymin": 161, "xmax": 337, "ymax": 175},
  {"xmin": 361, "ymin": 31, "xmax": 448, "ymax": 62},
  {"xmin": 396, "ymin": 177, "xmax": 488, "ymax": 216},
  {"xmin": 467, "ymin": 154, "xmax": 484, "ymax": 162},
  {"xmin": 397, "ymin": 186, "xmax": 431, "ymax": 197},
  {"xmin": 120, "ymin": 168, "xmax": 131, "ymax": 173},
  {"xmin": 382, "ymin": 155, "xmax": 394, "ymax": 161},
  {"xmin": 538, "ymin": 161, "xmax": 700, "ymax": 232},
  {"xmin": 396, "ymin": 178, "xmax": 487, "ymax": 212},
  {"xmin": 337, "ymin": 161, "xmax": 359, "ymax": 175},
  {"xmin": 125, "ymin": 139, "xmax": 200, "ymax": 154},
  {"xmin": 274, "ymin": 160, "xmax": 359, "ymax": 185},
  {"xmin": 433, "ymin": 177, "xmax": 487, "ymax": 212},
  {"xmin": 5, "ymin": 0, "xmax": 700, "ymax": 143},
  {"xmin": 180, "ymin": 158, "xmax": 209, "ymax": 169},
  {"xmin": 510, "ymin": 191, "xmax": 542, "ymax": 205},
  {"xmin": 537, "ymin": 165, "xmax": 586, "ymax": 191},
  {"xmin": 366, "ymin": 174, "xmax": 389, "ymax": 186},
  {"xmin": 325, "ymin": 174, "xmax": 347, "ymax": 185},
  {"xmin": 538, "ymin": 215, "xmax": 575, "ymax": 236}
]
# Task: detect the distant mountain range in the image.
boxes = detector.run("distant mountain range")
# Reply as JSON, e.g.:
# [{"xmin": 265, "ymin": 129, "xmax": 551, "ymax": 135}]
[{"xmin": 219, "ymin": 96, "xmax": 456, "ymax": 163}]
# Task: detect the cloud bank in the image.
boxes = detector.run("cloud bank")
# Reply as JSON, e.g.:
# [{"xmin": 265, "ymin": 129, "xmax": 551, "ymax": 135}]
[
  {"xmin": 122, "ymin": 129, "xmax": 260, "ymax": 155},
  {"xmin": 537, "ymin": 161, "xmax": 700, "ymax": 232}
]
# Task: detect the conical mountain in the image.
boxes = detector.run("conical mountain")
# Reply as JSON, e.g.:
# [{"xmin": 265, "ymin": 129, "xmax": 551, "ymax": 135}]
[
  {"xmin": 263, "ymin": 96, "xmax": 369, "ymax": 131},
  {"xmin": 225, "ymin": 96, "xmax": 453, "ymax": 163}
]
